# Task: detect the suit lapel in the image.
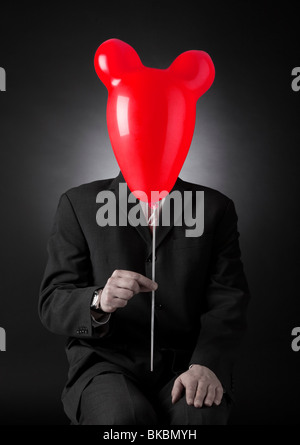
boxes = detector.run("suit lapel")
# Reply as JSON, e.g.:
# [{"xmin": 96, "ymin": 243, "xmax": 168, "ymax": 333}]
[
  {"xmin": 109, "ymin": 171, "xmax": 187, "ymax": 250},
  {"xmin": 110, "ymin": 172, "xmax": 152, "ymax": 245},
  {"xmin": 155, "ymin": 178, "xmax": 188, "ymax": 250}
]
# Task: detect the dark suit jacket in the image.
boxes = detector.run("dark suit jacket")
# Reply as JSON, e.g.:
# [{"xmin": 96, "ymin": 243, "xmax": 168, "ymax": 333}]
[{"xmin": 39, "ymin": 172, "xmax": 250, "ymax": 423}]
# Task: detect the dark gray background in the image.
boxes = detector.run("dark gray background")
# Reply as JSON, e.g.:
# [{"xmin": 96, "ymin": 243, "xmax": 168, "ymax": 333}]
[{"xmin": 0, "ymin": 1, "xmax": 299, "ymax": 425}]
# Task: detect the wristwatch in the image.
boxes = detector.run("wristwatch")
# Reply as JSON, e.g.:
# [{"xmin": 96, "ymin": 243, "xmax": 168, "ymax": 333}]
[{"xmin": 90, "ymin": 289, "xmax": 105, "ymax": 314}]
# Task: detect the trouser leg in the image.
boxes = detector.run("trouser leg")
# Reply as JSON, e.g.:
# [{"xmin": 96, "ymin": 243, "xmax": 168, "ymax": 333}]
[
  {"xmin": 157, "ymin": 377, "xmax": 232, "ymax": 425},
  {"xmin": 78, "ymin": 372, "xmax": 158, "ymax": 425}
]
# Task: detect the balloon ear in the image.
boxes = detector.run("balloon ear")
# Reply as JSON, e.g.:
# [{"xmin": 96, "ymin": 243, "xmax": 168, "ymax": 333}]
[
  {"xmin": 169, "ymin": 50, "xmax": 215, "ymax": 99},
  {"xmin": 94, "ymin": 38, "xmax": 143, "ymax": 91}
]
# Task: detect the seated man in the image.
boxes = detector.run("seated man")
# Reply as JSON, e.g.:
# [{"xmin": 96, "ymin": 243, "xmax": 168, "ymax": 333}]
[{"xmin": 39, "ymin": 171, "xmax": 250, "ymax": 425}]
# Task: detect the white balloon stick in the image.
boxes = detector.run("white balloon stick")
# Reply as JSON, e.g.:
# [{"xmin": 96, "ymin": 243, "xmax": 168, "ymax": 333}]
[{"xmin": 148, "ymin": 204, "xmax": 157, "ymax": 372}]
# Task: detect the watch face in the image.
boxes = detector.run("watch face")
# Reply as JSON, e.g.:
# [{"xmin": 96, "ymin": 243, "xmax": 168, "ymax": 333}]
[{"xmin": 92, "ymin": 294, "xmax": 99, "ymax": 307}]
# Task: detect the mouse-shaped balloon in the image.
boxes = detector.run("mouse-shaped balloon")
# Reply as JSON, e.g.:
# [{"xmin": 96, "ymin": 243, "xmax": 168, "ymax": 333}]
[{"xmin": 94, "ymin": 38, "xmax": 215, "ymax": 203}]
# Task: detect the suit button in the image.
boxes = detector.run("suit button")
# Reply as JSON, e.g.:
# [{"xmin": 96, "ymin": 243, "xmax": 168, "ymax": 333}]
[
  {"xmin": 155, "ymin": 304, "xmax": 163, "ymax": 310},
  {"xmin": 77, "ymin": 326, "xmax": 88, "ymax": 335}
]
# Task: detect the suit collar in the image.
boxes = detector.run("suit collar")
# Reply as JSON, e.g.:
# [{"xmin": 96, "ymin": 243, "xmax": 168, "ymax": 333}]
[{"xmin": 109, "ymin": 171, "xmax": 187, "ymax": 250}]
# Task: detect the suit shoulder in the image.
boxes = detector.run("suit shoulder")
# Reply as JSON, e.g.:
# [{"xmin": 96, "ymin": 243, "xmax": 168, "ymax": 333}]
[
  {"xmin": 63, "ymin": 178, "xmax": 114, "ymax": 202},
  {"xmin": 178, "ymin": 177, "xmax": 233, "ymax": 206}
]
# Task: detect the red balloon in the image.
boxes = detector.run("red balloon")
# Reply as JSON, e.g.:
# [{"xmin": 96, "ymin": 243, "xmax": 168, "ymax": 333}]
[{"xmin": 94, "ymin": 39, "xmax": 215, "ymax": 203}]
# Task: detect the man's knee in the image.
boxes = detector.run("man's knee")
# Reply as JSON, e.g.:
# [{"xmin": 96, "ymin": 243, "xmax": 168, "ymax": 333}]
[
  {"xmin": 80, "ymin": 395, "xmax": 157, "ymax": 425},
  {"xmin": 111, "ymin": 400, "xmax": 157, "ymax": 425},
  {"xmin": 169, "ymin": 396, "xmax": 231, "ymax": 425},
  {"xmin": 98, "ymin": 404, "xmax": 142, "ymax": 425},
  {"xmin": 78, "ymin": 373, "xmax": 158, "ymax": 425}
]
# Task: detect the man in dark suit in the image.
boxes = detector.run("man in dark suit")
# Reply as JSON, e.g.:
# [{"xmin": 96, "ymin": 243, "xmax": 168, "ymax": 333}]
[{"xmin": 39, "ymin": 171, "xmax": 250, "ymax": 425}]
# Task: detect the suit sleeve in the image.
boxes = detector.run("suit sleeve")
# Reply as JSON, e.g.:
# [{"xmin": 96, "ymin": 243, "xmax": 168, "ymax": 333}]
[
  {"xmin": 190, "ymin": 199, "xmax": 250, "ymax": 393},
  {"xmin": 39, "ymin": 193, "xmax": 105, "ymax": 338}
]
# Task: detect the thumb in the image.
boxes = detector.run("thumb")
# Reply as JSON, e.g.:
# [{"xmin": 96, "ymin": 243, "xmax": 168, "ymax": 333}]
[
  {"xmin": 139, "ymin": 282, "xmax": 158, "ymax": 293},
  {"xmin": 171, "ymin": 378, "xmax": 184, "ymax": 404}
]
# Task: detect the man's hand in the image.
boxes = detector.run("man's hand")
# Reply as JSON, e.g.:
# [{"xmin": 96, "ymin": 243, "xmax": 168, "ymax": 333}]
[
  {"xmin": 171, "ymin": 365, "xmax": 224, "ymax": 408},
  {"xmin": 99, "ymin": 269, "xmax": 158, "ymax": 313}
]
